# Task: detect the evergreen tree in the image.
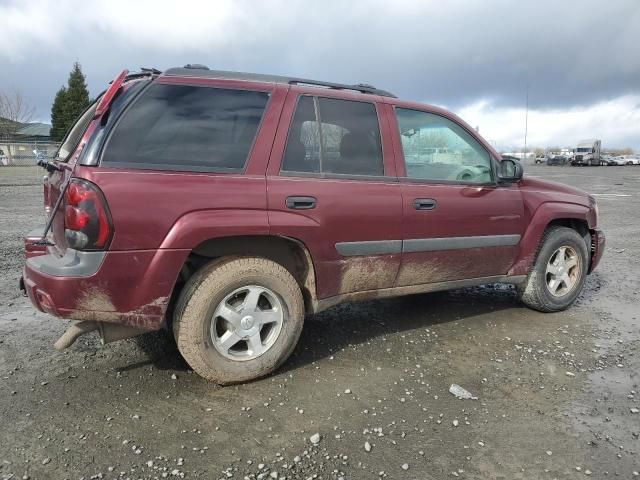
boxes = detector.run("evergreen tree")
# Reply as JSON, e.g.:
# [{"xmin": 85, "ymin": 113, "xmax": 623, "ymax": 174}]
[
  {"xmin": 64, "ymin": 62, "xmax": 90, "ymax": 126},
  {"xmin": 50, "ymin": 62, "xmax": 91, "ymax": 142},
  {"xmin": 50, "ymin": 86, "xmax": 67, "ymax": 141}
]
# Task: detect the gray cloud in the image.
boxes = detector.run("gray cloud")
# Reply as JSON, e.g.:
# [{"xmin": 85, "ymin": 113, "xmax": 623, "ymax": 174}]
[{"xmin": 1, "ymin": 0, "xmax": 639, "ymax": 130}]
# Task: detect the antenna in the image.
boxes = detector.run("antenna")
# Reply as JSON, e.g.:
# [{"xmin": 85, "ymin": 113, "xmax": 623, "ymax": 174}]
[{"xmin": 524, "ymin": 83, "xmax": 529, "ymax": 161}]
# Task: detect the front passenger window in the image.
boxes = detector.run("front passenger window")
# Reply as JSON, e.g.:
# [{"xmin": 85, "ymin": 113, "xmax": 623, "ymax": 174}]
[{"xmin": 396, "ymin": 108, "xmax": 492, "ymax": 184}]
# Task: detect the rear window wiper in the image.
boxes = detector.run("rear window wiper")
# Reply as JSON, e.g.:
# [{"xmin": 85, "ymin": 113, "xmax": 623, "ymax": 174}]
[
  {"xmin": 37, "ymin": 156, "xmax": 62, "ymax": 173},
  {"xmin": 124, "ymin": 68, "xmax": 161, "ymax": 81}
]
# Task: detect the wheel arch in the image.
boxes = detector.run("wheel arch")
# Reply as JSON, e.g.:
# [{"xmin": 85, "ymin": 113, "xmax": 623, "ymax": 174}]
[
  {"xmin": 509, "ymin": 202, "xmax": 593, "ymax": 276},
  {"xmin": 172, "ymin": 235, "xmax": 319, "ymax": 315},
  {"xmin": 545, "ymin": 218, "xmax": 590, "ymax": 237}
]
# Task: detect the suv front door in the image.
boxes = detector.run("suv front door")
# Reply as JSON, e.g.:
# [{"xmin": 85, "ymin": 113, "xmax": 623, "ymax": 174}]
[
  {"xmin": 389, "ymin": 106, "xmax": 525, "ymax": 286},
  {"xmin": 266, "ymin": 90, "xmax": 402, "ymax": 300}
]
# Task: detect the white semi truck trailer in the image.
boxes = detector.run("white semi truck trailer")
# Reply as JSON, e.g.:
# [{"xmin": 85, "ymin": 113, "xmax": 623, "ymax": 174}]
[{"xmin": 571, "ymin": 139, "xmax": 602, "ymax": 166}]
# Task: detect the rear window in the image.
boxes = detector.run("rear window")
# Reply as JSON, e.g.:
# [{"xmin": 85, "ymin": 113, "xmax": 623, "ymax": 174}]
[
  {"xmin": 57, "ymin": 102, "xmax": 99, "ymax": 161},
  {"xmin": 101, "ymin": 84, "xmax": 270, "ymax": 172}
]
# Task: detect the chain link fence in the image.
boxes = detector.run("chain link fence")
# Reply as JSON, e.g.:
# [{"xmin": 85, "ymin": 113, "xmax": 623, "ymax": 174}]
[{"xmin": 0, "ymin": 141, "xmax": 59, "ymax": 166}]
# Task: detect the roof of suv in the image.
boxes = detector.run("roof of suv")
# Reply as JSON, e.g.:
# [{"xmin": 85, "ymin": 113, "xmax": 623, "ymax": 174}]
[{"xmin": 163, "ymin": 65, "xmax": 396, "ymax": 98}]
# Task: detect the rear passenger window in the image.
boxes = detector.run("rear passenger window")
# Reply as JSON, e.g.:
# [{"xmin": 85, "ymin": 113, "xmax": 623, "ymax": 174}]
[
  {"xmin": 281, "ymin": 96, "xmax": 384, "ymax": 176},
  {"xmin": 102, "ymin": 84, "xmax": 269, "ymax": 172}
]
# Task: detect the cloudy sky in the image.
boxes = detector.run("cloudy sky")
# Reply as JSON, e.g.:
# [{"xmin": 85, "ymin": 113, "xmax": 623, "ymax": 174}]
[{"xmin": 1, "ymin": 0, "xmax": 639, "ymax": 150}]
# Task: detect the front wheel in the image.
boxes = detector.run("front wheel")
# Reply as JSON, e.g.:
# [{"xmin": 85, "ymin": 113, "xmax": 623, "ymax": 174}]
[
  {"xmin": 173, "ymin": 257, "xmax": 305, "ymax": 384},
  {"xmin": 518, "ymin": 226, "xmax": 589, "ymax": 312}
]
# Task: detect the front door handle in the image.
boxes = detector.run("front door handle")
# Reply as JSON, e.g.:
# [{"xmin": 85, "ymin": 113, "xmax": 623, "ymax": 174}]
[
  {"xmin": 286, "ymin": 196, "xmax": 317, "ymax": 210},
  {"xmin": 413, "ymin": 198, "xmax": 437, "ymax": 210}
]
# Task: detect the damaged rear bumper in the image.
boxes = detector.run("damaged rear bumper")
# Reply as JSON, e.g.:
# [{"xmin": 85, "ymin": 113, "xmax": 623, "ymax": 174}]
[{"xmin": 22, "ymin": 246, "xmax": 189, "ymax": 331}]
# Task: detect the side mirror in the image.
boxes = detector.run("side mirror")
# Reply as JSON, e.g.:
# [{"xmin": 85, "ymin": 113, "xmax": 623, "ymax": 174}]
[{"xmin": 497, "ymin": 158, "xmax": 523, "ymax": 183}]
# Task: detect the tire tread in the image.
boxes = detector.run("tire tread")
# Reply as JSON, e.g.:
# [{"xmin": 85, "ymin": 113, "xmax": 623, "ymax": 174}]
[
  {"xmin": 173, "ymin": 256, "xmax": 304, "ymax": 384},
  {"xmin": 519, "ymin": 226, "xmax": 588, "ymax": 313}
]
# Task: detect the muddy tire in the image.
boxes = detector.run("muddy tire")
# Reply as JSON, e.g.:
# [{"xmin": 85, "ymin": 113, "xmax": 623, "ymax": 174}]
[
  {"xmin": 518, "ymin": 226, "xmax": 589, "ymax": 312},
  {"xmin": 173, "ymin": 256, "xmax": 304, "ymax": 384}
]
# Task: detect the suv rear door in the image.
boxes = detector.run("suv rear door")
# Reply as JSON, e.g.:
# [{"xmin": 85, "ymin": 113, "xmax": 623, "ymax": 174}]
[
  {"xmin": 42, "ymin": 101, "xmax": 100, "ymax": 255},
  {"xmin": 388, "ymin": 105, "xmax": 525, "ymax": 286},
  {"xmin": 39, "ymin": 71, "xmax": 148, "ymax": 256},
  {"xmin": 266, "ymin": 89, "xmax": 402, "ymax": 300}
]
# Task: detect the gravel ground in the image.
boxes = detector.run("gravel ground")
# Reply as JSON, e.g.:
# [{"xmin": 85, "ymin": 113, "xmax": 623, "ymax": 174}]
[{"xmin": 0, "ymin": 165, "xmax": 639, "ymax": 480}]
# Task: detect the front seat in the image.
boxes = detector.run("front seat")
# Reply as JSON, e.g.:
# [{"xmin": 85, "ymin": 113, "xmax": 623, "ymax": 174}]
[{"xmin": 335, "ymin": 132, "xmax": 383, "ymax": 176}]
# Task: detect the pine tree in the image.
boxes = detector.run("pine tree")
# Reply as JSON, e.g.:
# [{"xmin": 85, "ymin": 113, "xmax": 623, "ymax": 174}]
[
  {"xmin": 50, "ymin": 86, "xmax": 67, "ymax": 142},
  {"xmin": 50, "ymin": 62, "xmax": 91, "ymax": 141},
  {"xmin": 64, "ymin": 62, "xmax": 90, "ymax": 126}
]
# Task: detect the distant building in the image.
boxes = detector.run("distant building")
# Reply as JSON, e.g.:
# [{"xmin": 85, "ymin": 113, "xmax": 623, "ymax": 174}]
[
  {"xmin": 14, "ymin": 122, "xmax": 52, "ymax": 142},
  {"xmin": 0, "ymin": 120, "xmax": 54, "ymax": 165}
]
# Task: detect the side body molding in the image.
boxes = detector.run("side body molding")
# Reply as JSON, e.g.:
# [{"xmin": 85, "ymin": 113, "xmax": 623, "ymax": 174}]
[{"xmin": 335, "ymin": 235, "xmax": 521, "ymax": 256}]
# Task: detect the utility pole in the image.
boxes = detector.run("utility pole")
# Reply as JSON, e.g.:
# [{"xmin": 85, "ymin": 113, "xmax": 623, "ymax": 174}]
[{"xmin": 524, "ymin": 84, "xmax": 529, "ymax": 160}]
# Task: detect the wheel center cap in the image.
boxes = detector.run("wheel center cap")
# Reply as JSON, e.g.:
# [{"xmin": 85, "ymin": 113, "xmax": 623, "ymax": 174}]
[{"xmin": 240, "ymin": 315, "xmax": 255, "ymax": 330}]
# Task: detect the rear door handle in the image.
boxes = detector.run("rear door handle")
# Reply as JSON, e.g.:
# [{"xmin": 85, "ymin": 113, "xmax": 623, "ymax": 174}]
[
  {"xmin": 286, "ymin": 196, "xmax": 317, "ymax": 210},
  {"xmin": 413, "ymin": 198, "xmax": 437, "ymax": 210}
]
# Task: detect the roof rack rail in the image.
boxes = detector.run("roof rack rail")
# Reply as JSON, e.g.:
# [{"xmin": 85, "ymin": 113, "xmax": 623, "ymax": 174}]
[
  {"xmin": 163, "ymin": 67, "xmax": 396, "ymax": 98},
  {"xmin": 184, "ymin": 63, "xmax": 210, "ymax": 70},
  {"xmin": 288, "ymin": 78, "xmax": 395, "ymax": 98}
]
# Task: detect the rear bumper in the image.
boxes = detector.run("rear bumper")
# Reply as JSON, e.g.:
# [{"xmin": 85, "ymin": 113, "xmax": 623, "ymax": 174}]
[
  {"xmin": 589, "ymin": 228, "xmax": 605, "ymax": 273},
  {"xmin": 22, "ymin": 245, "xmax": 189, "ymax": 330}
]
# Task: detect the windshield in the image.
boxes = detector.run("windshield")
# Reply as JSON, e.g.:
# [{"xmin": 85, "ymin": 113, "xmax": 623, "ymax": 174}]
[
  {"xmin": 56, "ymin": 101, "xmax": 99, "ymax": 161},
  {"xmin": 576, "ymin": 147, "xmax": 591, "ymax": 153}
]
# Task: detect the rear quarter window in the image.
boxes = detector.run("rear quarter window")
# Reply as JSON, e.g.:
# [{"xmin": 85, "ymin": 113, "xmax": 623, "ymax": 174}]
[
  {"xmin": 57, "ymin": 101, "xmax": 99, "ymax": 162},
  {"xmin": 101, "ymin": 84, "xmax": 270, "ymax": 172}
]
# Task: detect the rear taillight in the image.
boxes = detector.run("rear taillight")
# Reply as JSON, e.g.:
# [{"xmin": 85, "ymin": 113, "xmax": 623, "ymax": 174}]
[{"xmin": 64, "ymin": 179, "xmax": 113, "ymax": 250}]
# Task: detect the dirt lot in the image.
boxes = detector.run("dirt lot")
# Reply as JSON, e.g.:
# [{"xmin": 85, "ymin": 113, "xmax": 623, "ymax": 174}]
[{"xmin": 1, "ymin": 165, "xmax": 639, "ymax": 480}]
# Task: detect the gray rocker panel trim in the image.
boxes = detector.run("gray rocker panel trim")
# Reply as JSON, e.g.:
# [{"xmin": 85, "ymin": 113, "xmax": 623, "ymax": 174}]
[
  {"xmin": 336, "ymin": 234, "xmax": 521, "ymax": 257},
  {"xmin": 314, "ymin": 274, "xmax": 528, "ymax": 313}
]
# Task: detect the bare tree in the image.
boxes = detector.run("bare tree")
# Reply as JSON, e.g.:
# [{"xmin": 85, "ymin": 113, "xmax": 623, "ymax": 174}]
[
  {"xmin": 533, "ymin": 147, "xmax": 545, "ymax": 157},
  {"xmin": 609, "ymin": 147, "xmax": 635, "ymax": 156},
  {"xmin": 0, "ymin": 89, "xmax": 35, "ymax": 163},
  {"xmin": 0, "ymin": 89, "xmax": 35, "ymax": 140}
]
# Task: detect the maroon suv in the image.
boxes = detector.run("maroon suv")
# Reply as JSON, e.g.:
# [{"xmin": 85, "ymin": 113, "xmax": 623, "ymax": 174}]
[{"xmin": 22, "ymin": 66, "xmax": 605, "ymax": 383}]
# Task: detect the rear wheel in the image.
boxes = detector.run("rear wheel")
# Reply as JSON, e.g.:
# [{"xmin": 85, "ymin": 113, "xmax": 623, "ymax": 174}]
[
  {"xmin": 518, "ymin": 226, "xmax": 589, "ymax": 312},
  {"xmin": 173, "ymin": 256, "xmax": 305, "ymax": 384}
]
